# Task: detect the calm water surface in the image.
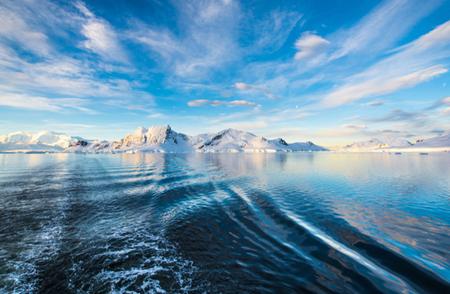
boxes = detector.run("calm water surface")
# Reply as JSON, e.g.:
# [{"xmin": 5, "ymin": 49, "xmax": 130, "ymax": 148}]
[{"xmin": 0, "ymin": 153, "xmax": 449, "ymax": 293}]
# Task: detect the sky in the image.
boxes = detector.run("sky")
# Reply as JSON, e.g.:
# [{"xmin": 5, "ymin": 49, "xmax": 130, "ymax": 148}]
[{"xmin": 0, "ymin": 0, "xmax": 449, "ymax": 146}]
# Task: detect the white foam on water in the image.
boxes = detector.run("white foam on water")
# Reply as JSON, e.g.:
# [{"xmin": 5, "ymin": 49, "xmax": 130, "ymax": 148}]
[
  {"xmin": 66, "ymin": 231, "xmax": 200, "ymax": 293},
  {"xmin": 3, "ymin": 218, "xmax": 65, "ymax": 293}
]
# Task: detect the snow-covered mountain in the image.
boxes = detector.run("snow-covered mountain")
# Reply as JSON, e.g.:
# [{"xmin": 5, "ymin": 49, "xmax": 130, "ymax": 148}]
[
  {"xmin": 0, "ymin": 131, "xmax": 85, "ymax": 153},
  {"xmin": 64, "ymin": 125, "xmax": 327, "ymax": 153},
  {"xmin": 340, "ymin": 138, "xmax": 387, "ymax": 152},
  {"xmin": 340, "ymin": 133, "xmax": 450, "ymax": 152},
  {"xmin": 194, "ymin": 128, "xmax": 327, "ymax": 153},
  {"xmin": 196, "ymin": 128, "xmax": 280, "ymax": 152},
  {"xmin": 2, "ymin": 126, "xmax": 448, "ymax": 154},
  {"xmin": 288, "ymin": 141, "xmax": 328, "ymax": 151},
  {"xmin": 113, "ymin": 125, "xmax": 193, "ymax": 153},
  {"xmin": 413, "ymin": 132, "xmax": 450, "ymax": 148},
  {"xmin": 340, "ymin": 137, "xmax": 412, "ymax": 152}
]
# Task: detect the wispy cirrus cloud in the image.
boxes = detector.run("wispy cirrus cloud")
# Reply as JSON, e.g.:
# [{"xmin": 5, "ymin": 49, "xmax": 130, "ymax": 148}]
[
  {"xmin": 0, "ymin": 0, "xmax": 154, "ymax": 114},
  {"xmin": 352, "ymin": 96, "xmax": 450, "ymax": 139},
  {"xmin": 233, "ymin": 0, "xmax": 444, "ymax": 107},
  {"xmin": 234, "ymin": 82, "xmax": 277, "ymax": 99},
  {"xmin": 426, "ymin": 96, "xmax": 450, "ymax": 110},
  {"xmin": 0, "ymin": 5, "xmax": 51, "ymax": 56},
  {"xmin": 328, "ymin": 0, "xmax": 441, "ymax": 61},
  {"xmin": 131, "ymin": 0, "xmax": 240, "ymax": 79},
  {"xmin": 0, "ymin": 48, "xmax": 151, "ymax": 102},
  {"xmin": 369, "ymin": 109, "xmax": 427, "ymax": 124},
  {"xmin": 365, "ymin": 100, "xmax": 384, "ymax": 107},
  {"xmin": 187, "ymin": 99, "xmax": 258, "ymax": 108},
  {"xmin": 248, "ymin": 10, "xmax": 302, "ymax": 54},
  {"xmin": 76, "ymin": 2, "xmax": 127, "ymax": 63},
  {"xmin": 0, "ymin": 93, "xmax": 94, "ymax": 113},
  {"xmin": 321, "ymin": 20, "xmax": 450, "ymax": 107},
  {"xmin": 322, "ymin": 65, "xmax": 447, "ymax": 107}
]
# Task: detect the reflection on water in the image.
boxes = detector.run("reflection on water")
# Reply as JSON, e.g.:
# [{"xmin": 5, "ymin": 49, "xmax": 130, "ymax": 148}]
[{"xmin": 0, "ymin": 153, "xmax": 449, "ymax": 293}]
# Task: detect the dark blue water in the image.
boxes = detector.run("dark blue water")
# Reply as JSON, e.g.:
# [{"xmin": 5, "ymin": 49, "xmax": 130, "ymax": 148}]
[{"xmin": 0, "ymin": 153, "xmax": 449, "ymax": 293}]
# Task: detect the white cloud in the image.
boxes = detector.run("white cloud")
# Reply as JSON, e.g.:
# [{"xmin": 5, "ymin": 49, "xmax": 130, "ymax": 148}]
[
  {"xmin": 234, "ymin": 82, "xmax": 250, "ymax": 90},
  {"xmin": 342, "ymin": 124, "xmax": 367, "ymax": 130},
  {"xmin": 321, "ymin": 20, "xmax": 450, "ymax": 107},
  {"xmin": 233, "ymin": 0, "xmax": 442, "ymax": 102},
  {"xmin": 322, "ymin": 66, "xmax": 447, "ymax": 107},
  {"xmin": 365, "ymin": 100, "xmax": 384, "ymax": 107},
  {"xmin": 76, "ymin": 2, "xmax": 127, "ymax": 63},
  {"xmin": 0, "ymin": 54, "xmax": 137, "ymax": 97},
  {"xmin": 198, "ymin": 0, "xmax": 233, "ymax": 21},
  {"xmin": 249, "ymin": 10, "xmax": 302, "ymax": 53},
  {"xmin": 426, "ymin": 96, "xmax": 450, "ymax": 110},
  {"xmin": 0, "ymin": 45, "xmax": 153, "ymax": 114},
  {"xmin": 0, "ymin": 93, "xmax": 93, "ymax": 112},
  {"xmin": 147, "ymin": 112, "xmax": 167, "ymax": 119},
  {"xmin": 228, "ymin": 100, "xmax": 258, "ymax": 107},
  {"xmin": 234, "ymin": 82, "xmax": 277, "ymax": 99},
  {"xmin": 329, "ymin": 0, "xmax": 441, "ymax": 60},
  {"xmin": 187, "ymin": 99, "xmax": 257, "ymax": 107},
  {"xmin": 188, "ymin": 99, "xmax": 219, "ymax": 107},
  {"xmin": 0, "ymin": 1, "xmax": 148, "ymax": 111},
  {"xmin": 442, "ymin": 107, "xmax": 450, "ymax": 115},
  {"xmin": 131, "ymin": 0, "xmax": 239, "ymax": 78},
  {"xmin": 0, "ymin": 5, "xmax": 51, "ymax": 56},
  {"xmin": 294, "ymin": 32, "xmax": 329, "ymax": 61}
]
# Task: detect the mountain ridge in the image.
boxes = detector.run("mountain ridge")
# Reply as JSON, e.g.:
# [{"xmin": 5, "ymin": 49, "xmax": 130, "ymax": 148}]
[
  {"xmin": 339, "ymin": 133, "xmax": 450, "ymax": 152},
  {"xmin": 0, "ymin": 125, "xmax": 327, "ymax": 153},
  {"xmin": 1, "ymin": 126, "xmax": 449, "ymax": 153}
]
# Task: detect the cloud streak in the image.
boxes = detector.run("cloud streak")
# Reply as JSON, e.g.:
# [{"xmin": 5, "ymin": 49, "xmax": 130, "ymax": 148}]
[
  {"xmin": 322, "ymin": 66, "xmax": 447, "ymax": 107},
  {"xmin": 234, "ymin": 82, "xmax": 277, "ymax": 99},
  {"xmin": 329, "ymin": 0, "xmax": 441, "ymax": 60},
  {"xmin": 131, "ymin": 0, "xmax": 240, "ymax": 79},
  {"xmin": 0, "ymin": 93, "xmax": 94, "ymax": 113},
  {"xmin": 0, "ymin": 3, "xmax": 52, "ymax": 56},
  {"xmin": 76, "ymin": 2, "xmax": 127, "ymax": 63},
  {"xmin": 321, "ymin": 20, "xmax": 450, "ymax": 107},
  {"xmin": 0, "ymin": 1, "xmax": 155, "ymax": 115},
  {"xmin": 187, "ymin": 99, "xmax": 258, "ymax": 108},
  {"xmin": 426, "ymin": 96, "xmax": 450, "ymax": 110}
]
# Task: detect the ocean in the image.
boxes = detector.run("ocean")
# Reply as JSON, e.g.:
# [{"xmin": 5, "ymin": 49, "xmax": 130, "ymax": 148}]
[{"xmin": 0, "ymin": 153, "xmax": 449, "ymax": 293}]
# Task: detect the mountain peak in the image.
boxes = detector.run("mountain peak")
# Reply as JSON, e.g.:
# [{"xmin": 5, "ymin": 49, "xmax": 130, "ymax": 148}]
[{"xmin": 115, "ymin": 124, "xmax": 189, "ymax": 151}]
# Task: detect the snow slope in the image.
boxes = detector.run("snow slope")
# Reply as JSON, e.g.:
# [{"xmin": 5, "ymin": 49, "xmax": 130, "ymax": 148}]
[
  {"xmin": 340, "ymin": 138, "xmax": 387, "ymax": 152},
  {"xmin": 68, "ymin": 125, "xmax": 194, "ymax": 153},
  {"xmin": 196, "ymin": 129, "xmax": 275, "ymax": 152},
  {"xmin": 195, "ymin": 129, "xmax": 327, "ymax": 153},
  {"xmin": 340, "ymin": 133, "xmax": 449, "ymax": 152},
  {"xmin": 0, "ymin": 131, "xmax": 85, "ymax": 153},
  {"xmin": 413, "ymin": 132, "xmax": 450, "ymax": 148}
]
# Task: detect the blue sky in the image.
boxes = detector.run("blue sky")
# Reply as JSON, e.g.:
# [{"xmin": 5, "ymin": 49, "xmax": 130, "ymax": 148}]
[{"xmin": 0, "ymin": 0, "xmax": 449, "ymax": 146}]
